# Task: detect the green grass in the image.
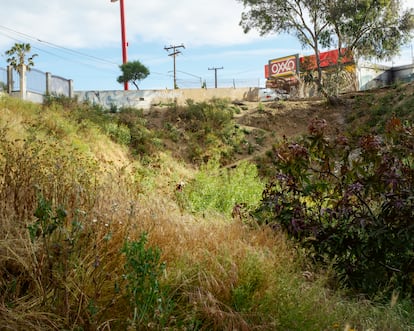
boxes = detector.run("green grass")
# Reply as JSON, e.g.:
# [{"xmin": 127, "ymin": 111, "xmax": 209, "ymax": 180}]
[{"xmin": 180, "ymin": 159, "xmax": 264, "ymax": 216}]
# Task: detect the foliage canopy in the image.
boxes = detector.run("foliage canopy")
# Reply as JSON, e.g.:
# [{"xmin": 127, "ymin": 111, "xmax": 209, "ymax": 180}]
[
  {"xmin": 5, "ymin": 42, "xmax": 38, "ymax": 73},
  {"xmin": 117, "ymin": 60, "xmax": 150, "ymax": 90},
  {"xmin": 254, "ymin": 116, "xmax": 414, "ymax": 296},
  {"xmin": 238, "ymin": 0, "xmax": 414, "ymax": 95}
]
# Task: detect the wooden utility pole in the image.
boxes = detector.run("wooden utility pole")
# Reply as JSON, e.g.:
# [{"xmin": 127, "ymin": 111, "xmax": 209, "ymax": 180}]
[
  {"xmin": 208, "ymin": 66, "xmax": 223, "ymax": 88},
  {"xmin": 164, "ymin": 44, "xmax": 185, "ymax": 89}
]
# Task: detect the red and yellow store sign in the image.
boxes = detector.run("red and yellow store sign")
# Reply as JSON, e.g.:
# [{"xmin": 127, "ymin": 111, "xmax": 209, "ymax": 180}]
[{"xmin": 268, "ymin": 54, "xmax": 299, "ymax": 78}]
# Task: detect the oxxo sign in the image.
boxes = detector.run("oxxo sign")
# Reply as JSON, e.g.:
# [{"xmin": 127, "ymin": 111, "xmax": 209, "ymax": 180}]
[{"xmin": 269, "ymin": 54, "xmax": 299, "ymax": 77}]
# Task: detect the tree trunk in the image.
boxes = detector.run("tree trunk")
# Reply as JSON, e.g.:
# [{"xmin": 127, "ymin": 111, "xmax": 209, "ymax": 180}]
[
  {"xmin": 19, "ymin": 64, "xmax": 26, "ymax": 100},
  {"xmin": 313, "ymin": 41, "xmax": 329, "ymax": 100}
]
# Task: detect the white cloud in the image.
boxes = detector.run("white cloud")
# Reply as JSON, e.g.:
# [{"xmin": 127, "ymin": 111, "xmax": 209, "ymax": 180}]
[{"xmin": 0, "ymin": 0, "xmax": 261, "ymax": 50}]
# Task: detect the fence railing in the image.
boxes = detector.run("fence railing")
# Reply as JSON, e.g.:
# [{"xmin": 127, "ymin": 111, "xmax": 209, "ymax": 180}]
[
  {"xmin": 25, "ymin": 68, "xmax": 46, "ymax": 94},
  {"xmin": 0, "ymin": 66, "xmax": 73, "ymax": 101},
  {"xmin": 50, "ymin": 74, "xmax": 73, "ymax": 96}
]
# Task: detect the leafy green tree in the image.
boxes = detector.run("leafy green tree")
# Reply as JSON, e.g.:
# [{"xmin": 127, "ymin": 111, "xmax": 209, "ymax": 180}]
[
  {"xmin": 237, "ymin": 0, "xmax": 414, "ymax": 96},
  {"xmin": 326, "ymin": 0, "xmax": 414, "ymax": 61},
  {"xmin": 238, "ymin": 0, "xmax": 332, "ymax": 96},
  {"xmin": 117, "ymin": 60, "xmax": 150, "ymax": 90},
  {"xmin": 5, "ymin": 43, "xmax": 37, "ymax": 97}
]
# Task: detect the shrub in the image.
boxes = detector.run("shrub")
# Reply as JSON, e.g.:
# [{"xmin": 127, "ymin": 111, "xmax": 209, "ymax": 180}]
[
  {"xmin": 105, "ymin": 122, "xmax": 131, "ymax": 146},
  {"xmin": 254, "ymin": 117, "xmax": 414, "ymax": 297},
  {"xmin": 117, "ymin": 107, "xmax": 161, "ymax": 156},
  {"xmin": 180, "ymin": 98, "xmax": 234, "ymax": 132},
  {"xmin": 173, "ymin": 99, "xmax": 247, "ymax": 164}
]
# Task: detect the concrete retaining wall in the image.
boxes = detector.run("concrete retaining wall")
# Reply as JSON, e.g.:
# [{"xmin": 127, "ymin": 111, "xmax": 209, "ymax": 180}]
[
  {"xmin": 356, "ymin": 63, "xmax": 414, "ymax": 90},
  {"xmin": 392, "ymin": 64, "xmax": 414, "ymax": 83},
  {"xmin": 75, "ymin": 87, "xmax": 260, "ymax": 110},
  {"xmin": 357, "ymin": 63, "xmax": 392, "ymax": 91}
]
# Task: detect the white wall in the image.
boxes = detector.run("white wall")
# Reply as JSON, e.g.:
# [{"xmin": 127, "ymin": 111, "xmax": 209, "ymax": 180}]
[
  {"xmin": 75, "ymin": 87, "xmax": 260, "ymax": 110},
  {"xmin": 392, "ymin": 64, "xmax": 414, "ymax": 83},
  {"xmin": 357, "ymin": 63, "xmax": 392, "ymax": 91}
]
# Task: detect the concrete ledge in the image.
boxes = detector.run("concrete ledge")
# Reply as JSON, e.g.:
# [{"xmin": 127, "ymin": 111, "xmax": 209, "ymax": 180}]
[{"xmin": 75, "ymin": 87, "xmax": 260, "ymax": 110}]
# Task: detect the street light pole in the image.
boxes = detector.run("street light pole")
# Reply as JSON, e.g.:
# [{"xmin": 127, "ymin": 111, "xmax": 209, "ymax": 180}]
[{"xmin": 111, "ymin": 0, "xmax": 128, "ymax": 90}]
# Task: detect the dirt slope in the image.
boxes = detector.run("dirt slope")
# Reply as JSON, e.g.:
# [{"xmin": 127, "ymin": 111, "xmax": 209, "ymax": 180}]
[
  {"xmin": 144, "ymin": 83, "xmax": 414, "ymax": 165},
  {"xmin": 235, "ymin": 98, "xmax": 346, "ymax": 137},
  {"xmin": 144, "ymin": 96, "xmax": 348, "ymax": 165}
]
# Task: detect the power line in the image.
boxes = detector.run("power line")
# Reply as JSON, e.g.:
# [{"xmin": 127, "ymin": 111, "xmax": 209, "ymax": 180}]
[
  {"xmin": 0, "ymin": 24, "xmax": 118, "ymax": 67},
  {"xmin": 0, "ymin": 24, "xmax": 176, "ymax": 88}
]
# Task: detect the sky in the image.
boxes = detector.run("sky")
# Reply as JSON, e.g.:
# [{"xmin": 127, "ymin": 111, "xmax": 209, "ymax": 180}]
[{"xmin": 0, "ymin": 0, "xmax": 413, "ymax": 91}]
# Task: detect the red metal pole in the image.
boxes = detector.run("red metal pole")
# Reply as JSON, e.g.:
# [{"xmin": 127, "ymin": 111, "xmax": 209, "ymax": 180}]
[
  {"xmin": 112, "ymin": 0, "xmax": 128, "ymax": 90},
  {"xmin": 119, "ymin": 0, "xmax": 128, "ymax": 90}
]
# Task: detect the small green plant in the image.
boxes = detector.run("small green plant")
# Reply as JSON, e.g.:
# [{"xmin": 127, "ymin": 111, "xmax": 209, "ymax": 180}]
[
  {"xmin": 257, "ymin": 102, "xmax": 265, "ymax": 113},
  {"xmin": 105, "ymin": 122, "xmax": 131, "ymax": 146},
  {"xmin": 28, "ymin": 193, "xmax": 67, "ymax": 243},
  {"xmin": 163, "ymin": 122, "xmax": 181, "ymax": 142},
  {"xmin": 247, "ymin": 142, "xmax": 255, "ymax": 154},
  {"xmin": 231, "ymin": 253, "xmax": 266, "ymax": 313},
  {"xmin": 255, "ymin": 130, "xmax": 266, "ymax": 145},
  {"xmin": 121, "ymin": 232, "xmax": 168, "ymax": 329}
]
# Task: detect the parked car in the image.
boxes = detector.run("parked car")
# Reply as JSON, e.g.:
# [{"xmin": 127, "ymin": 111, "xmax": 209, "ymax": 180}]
[{"xmin": 258, "ymin": 88, "xmax": 290, "ymax": 102}]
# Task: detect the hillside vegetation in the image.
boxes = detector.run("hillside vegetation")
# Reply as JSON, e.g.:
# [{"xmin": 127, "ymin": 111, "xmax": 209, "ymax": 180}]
[{"xmin": 0, "ymin": 84, "xmax": 413, "ymax": 330}]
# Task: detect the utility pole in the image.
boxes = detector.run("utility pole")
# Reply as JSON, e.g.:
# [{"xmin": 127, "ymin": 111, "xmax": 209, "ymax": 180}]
[
  {"xmin": 208, "ymin": 66, "xmax": 223, "ymax": 88},
  {"xmin": 164, "ymin": 44, "xmax": 185, "ymax": 89}
]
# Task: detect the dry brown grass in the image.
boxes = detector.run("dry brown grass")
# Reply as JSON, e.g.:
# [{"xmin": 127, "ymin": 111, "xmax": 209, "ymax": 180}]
[
  {"xmin": 1, "ymin": 95, "xmax": 412, "ymax": 330},
  {"xmin": 0, "ymin": 120, "xmax": 294, "ymax": 329}
]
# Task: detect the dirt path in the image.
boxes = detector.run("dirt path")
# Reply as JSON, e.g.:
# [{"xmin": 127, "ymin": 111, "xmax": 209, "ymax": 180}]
[{"xmin": 226, "ymin": 99, "xmax": 347, "ymax": 165}]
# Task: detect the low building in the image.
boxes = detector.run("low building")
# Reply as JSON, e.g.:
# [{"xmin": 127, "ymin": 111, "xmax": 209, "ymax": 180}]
[{"xmin": 264, "ymin": 49, "xmax": 414, "ymax": 97}]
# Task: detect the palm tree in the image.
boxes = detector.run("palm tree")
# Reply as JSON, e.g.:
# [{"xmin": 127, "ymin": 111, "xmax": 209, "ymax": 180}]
[{"xmin": 5, "ymin": 43, "xmax": 38, "ymax": 98}]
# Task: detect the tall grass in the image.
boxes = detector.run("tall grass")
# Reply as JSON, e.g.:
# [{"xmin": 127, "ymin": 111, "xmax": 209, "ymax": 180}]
[{"xmin": 0, "ymin": 95, "xmax": 412, "ymax": 330}]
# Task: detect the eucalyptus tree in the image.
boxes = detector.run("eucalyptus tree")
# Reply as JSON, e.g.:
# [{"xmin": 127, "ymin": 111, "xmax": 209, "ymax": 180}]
[
  {"xmin": 325, "ymin": 0, "xmax": 414, "ymax": 61},
  {"xmin": 239, "ymin": 0, "xmax": 331, "ymax": 95},
  {"xmin": 238, "ymin": 0, "xmax": 414, "ymax": 96}
]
